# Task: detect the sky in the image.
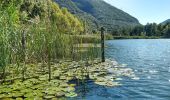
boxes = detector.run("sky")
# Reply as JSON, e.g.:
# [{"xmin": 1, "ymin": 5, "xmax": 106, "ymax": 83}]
[{"xmin": 103, "ymin": 0, "xmax": 170, "ymax": 25}]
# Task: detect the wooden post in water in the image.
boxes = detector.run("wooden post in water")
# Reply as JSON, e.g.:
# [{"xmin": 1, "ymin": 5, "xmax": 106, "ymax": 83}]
[
  {"xmin": 21, "ymin": 29, "xmax": 26, "ymax": 81},
  {"xmin": 100, "ymin": 27, "xmax": 105, "ymax": 62}
]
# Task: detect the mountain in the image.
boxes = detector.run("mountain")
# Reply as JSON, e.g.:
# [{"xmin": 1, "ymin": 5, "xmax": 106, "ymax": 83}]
[
  {"xmin": 161, "ymin": 19, "xmax": 170, "ymax": 24},
  {"xmin": 55, "ymin": 0, "xmax": 140, "ymax": 33}
]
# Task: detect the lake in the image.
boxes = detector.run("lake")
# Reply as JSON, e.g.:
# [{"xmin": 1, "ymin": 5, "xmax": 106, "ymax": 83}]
[{"xmin": 74, "ymin": 39, "xmax": 170, "ymax": 100}]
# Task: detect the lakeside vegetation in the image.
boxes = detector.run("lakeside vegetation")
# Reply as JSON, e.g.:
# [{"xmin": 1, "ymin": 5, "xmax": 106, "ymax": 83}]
[
  {"xmin": 0, "ymin": 0, "xmax": 122, "ymax": 99},
  {"xmin": 0, "ymin": 0, "xmax": 101, "ymax": 99}
]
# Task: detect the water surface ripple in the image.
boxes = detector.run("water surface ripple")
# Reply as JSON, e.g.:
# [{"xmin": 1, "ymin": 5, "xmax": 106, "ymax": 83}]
[{"xmin": 74, "ymin": 39, "xmax": 170, "ymax": 100}]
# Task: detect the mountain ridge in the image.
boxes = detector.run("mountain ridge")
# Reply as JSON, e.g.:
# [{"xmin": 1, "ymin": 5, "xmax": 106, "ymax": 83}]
[{"xmin": 55, "ymin": 0, "xmax": 140, "ymax": 33}]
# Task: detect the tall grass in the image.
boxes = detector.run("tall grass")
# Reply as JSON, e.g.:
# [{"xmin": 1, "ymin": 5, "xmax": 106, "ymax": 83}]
[
  {"xmin": 0, "ymin": 0, "xmax": 101, "ymax": 82},
  {"xmin": 0, "ymin": 2, "xmax": 21, "ymax": 82}
]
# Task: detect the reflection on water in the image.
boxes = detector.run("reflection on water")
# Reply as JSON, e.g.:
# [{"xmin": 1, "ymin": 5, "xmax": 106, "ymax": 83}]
[{"xmin": 73, "ymin": 39, "xmax": 170, "ymax": 100}]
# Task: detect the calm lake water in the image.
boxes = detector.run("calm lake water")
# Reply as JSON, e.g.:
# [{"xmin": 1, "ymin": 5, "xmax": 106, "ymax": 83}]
[{"xmin": 73, "ymin": 39, "xmax": 170, "ymax": 100}]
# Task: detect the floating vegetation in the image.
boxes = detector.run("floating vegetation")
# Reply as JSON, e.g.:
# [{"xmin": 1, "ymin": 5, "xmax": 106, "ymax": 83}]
[{"xmin": 0, "ymin": 59, "xmax": 137, "ymax": 99}]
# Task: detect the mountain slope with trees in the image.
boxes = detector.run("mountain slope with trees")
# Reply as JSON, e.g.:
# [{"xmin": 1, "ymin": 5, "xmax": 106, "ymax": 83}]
[
  {"xmin": 112, "ymin": 23, "xmax": 170, "ymax": 38},
  {"xmin": 161, "ymin": 19, "xmax": 170, "ymax": 24},
  {"xmin": 55, "ymin": 0, "xmax": 140, "ymax": 33}
]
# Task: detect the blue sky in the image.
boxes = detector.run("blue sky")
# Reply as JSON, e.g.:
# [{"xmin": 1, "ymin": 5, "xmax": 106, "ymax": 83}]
[{"xmin": 103, "ymin": 0, "xmax": 170, "ymax": 25}]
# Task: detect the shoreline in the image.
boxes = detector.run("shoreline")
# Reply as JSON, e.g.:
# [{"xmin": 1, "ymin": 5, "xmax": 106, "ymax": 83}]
[{"xmin": 112, "ymin": 36, "xmax": 161, "ymax": 39}]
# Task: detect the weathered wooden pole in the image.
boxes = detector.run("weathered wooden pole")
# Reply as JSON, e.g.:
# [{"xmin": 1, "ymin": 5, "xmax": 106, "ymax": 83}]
[
  {"xmin": 101, "ymin": 27, "xmax": 105, "ymax": 62},
  {"xmin": 21, "ymin": 29, "xmax": 26, "ymax": 81}
]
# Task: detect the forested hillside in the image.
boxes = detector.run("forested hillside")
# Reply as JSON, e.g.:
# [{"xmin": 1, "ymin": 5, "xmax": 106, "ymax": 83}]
[
  {"xmin": 112, "ymin": 23, "xmax": 170, "ymax": 38},
  {"xmin": 161, "ymin": 19, "xmax": 170, "ymax": 25},
  {"xmin": 55, "ymin": 0, "xmax": 140, "ymax": 33}
]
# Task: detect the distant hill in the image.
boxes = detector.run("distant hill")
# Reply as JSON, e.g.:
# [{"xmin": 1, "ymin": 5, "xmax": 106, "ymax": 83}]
[
  {"xmin": 55, "ymin": 0, "xmax": 140, "ymax": 33},
  {"xmin": 161, "ymin": 19, "xmax": 170, "ymax": 24}
]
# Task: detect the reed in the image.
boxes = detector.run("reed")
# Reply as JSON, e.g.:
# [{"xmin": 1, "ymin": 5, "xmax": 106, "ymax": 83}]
[{"xmin": 0, "ymin": 0, "xmax": 101, "ymax": 83}]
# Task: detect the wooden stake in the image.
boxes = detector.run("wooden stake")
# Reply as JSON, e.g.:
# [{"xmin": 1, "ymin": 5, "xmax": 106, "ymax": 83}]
[{"xmin": 101, "ymin": 27, "xmax": 105, "ymax": 62}]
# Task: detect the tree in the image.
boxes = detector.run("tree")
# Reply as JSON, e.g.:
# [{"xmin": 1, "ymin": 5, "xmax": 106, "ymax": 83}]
[
  {"xmin": 163, "ymin": 25, "xmax": 170, "ymax": 38},
  {"xmin": 130, "ymin": 25, "xmax": 144, "ymax": 36}
]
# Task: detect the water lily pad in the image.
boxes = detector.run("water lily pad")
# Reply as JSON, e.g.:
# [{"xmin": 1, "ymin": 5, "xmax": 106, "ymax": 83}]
[
  {"xmin": 106, "ymin": 81, "xmax": 120, "ymax": 87},
  {"xmin": 10, "ymin": 92, "xmax": 24, "ymax": 98},
  {"xmin": 45, "ymin": 90, "xmax": 56, "ymax": 95},
  {"xmin": 66, "ymin": 72, "xmax": 74, "ymax": 77},
  {"xmin": 0, "ymin": 98, "xmax": 14, "ymax": 100},
  {"xmin": 55, "ymin": 91, "xmax": 65, "ymax": 97},
  {"xmin": 94, "ymin": 81, "xmax": 106, "ymax": 86},
  {"xmin": 115, "ymin": 78, "xmax": 123, "ymax": 81},
  {"xmin": 44, "ymin": 95, "xmax": 55, "ymax": 99},
  {"xmin": 60, "ymin": 76, "xmax": 67, "ymax": 80},
  {"xmin": 31, "ymin": 84, "xmax": 43, "ymax": 90},
  {"xmin": 66, "ymin": 77, "xmax": 74, "ymax": 81},
  {"xmin": 20, "ymin": 88, "xmax": 33, "ymax": 93},
  {"xmin": 24, "ymin": 93, "xmax": 34, "ymax": 98},
  {"xmin": 50, "ymin": 80, "xmax": 59, "ymax": 84},
  {"xmin": 39, "ymin": 75, "xmax": 48, "ymax": 81},
  {"xmin": 16, "ymin": 98, "xmax": 23, "ymax": 100},
  {"xmin": 69, "ymin": 84, "xmax": 76, "ymax": 87},
  {"xmin": 62, "ymin": 87, "xmax": 75, "ymax": 92},
  {"xmin": 0, "ymin": 94, "xmax": 5, "ymax": 98},
  {"xmin": 53, "ymin": 70, "xmax": 61, "ymax": 77},
  {"xmin": 95, "ymin": 77, "xmax": 107, "ymax": 82},
  {"xmin": 32, "ymin": 90, "xmax": 43, "ymax": 97},
  {"xmin": 23, "ymin": 81, "xmax": 33, "ymax": 87},
  {"xmin": 0, "ymin": 88, "xmax": 13, "ymax": 93},
  {"xmin": 89, "ymin": 75, "xmax": 97, "ymax": 80},
  {"xmin": 104, "ymin": 75, "xmax": 117, "ymax": 81},
  {"xmin": 27, "ymin": 78, "xmax": 40, "ymax": 85},
  {"xmin": 44, "ymin": 87, "xmax": 62, "ymax": 94},
  {"xmin": 59, "ymin": 83, "xmax": 69, "ymax": 88},
  {"xmin": 24, "ymin": 97, "xmax": 41, "ymax": 100},
  {"xmin": 65, "ymin": 92, "xmax": 77, "ymax": 97}
]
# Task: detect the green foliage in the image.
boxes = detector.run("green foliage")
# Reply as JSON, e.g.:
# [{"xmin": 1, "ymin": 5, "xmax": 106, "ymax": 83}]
[
  {"xmin": 111, "ymin": 23, "xmax": 170, "ymax": 38},
  {"xmin": 18, "ymin": 0, "xmax": 83, "ymax": 34},
  {"xmin": 72, "ymin": 35, "xmax": 100, "ymax": 44},
  {"xmin": 105, "ymin": 34, "xmax": 114, "ymax": 40},
  {"xmin": 163, "ymin": 24, "xmax": 170, "ymax": 38}
]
